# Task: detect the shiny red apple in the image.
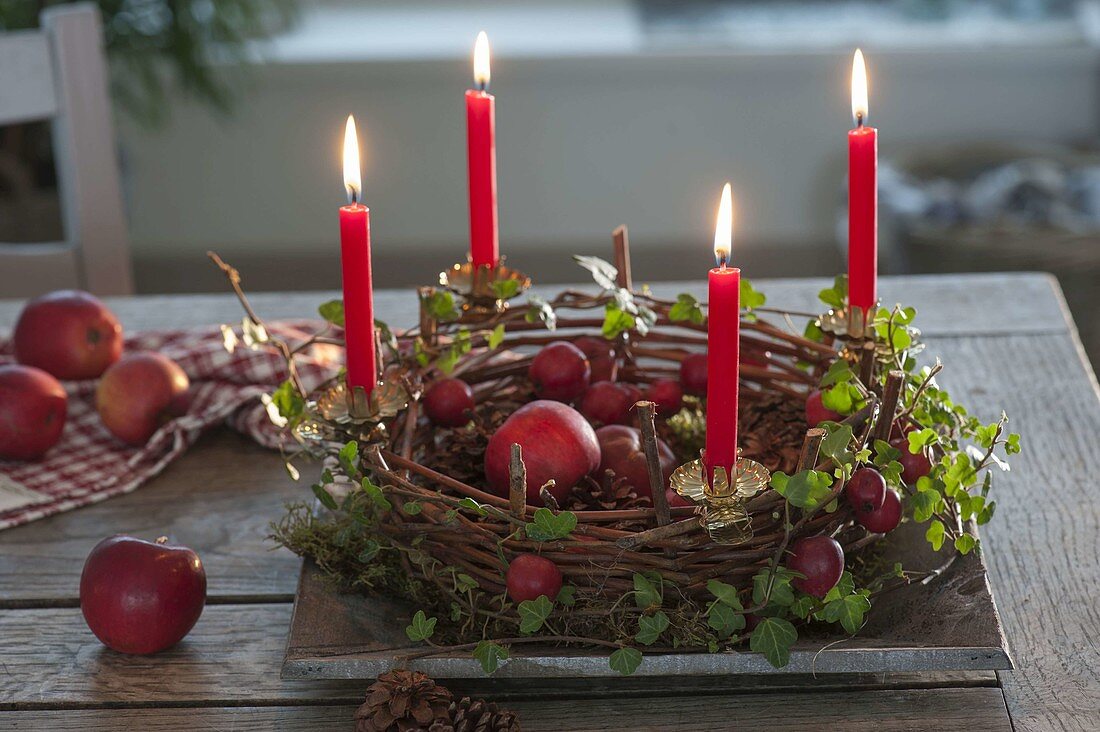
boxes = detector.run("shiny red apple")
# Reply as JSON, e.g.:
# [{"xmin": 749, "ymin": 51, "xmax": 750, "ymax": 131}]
[
  {"xmin": 484, "ymin": 400, "xmax": 600, "ymax": 504},
  {"xmin": 679, "ymin": 353, "xmax": 707, "ymax": 396},
  {"xmin": 855, "ymin": 488, "xmax": 902, "ymax": 534},
  {"xmin": 506, "ymin": 553, "xmax": 563, "ymax": 603},
  {"xmin": 574, "ymin": 335, "xmax": 616, "ymax": 383},
  {"xmin": 423, "ymin": 377, "xmax": 475, "ymax": 427},
  {"xmin": 528, "ymin": 341, "xmax": 590, "ymax": 403},
  {"xmin": 646, "ymin": 378, "xmax": 684, "ymax": 416},
  {"xmin": 13, "ymin": 290, "xmax": 123, "ymax": 380},
  {"xmin": 579, "ymin": 381, "xmax": 638, "ymax": 427},
  {"xmin": 786, "ymin": 535, "xmax": 844, "ymax": 598},
  {"xmin": 80, "ymin": 535, "xmax": 206, "ymax": 654},
  {"xmin": 595, "ymin": 425, "xmax": 676, "ymax": 499},
  {"xmin": 0, "ymin": 364, "xmax": 68, "ymax": 460},
  {"xmin": 96, "ymin": 353, "xmax": 191, "ymax": 446}
]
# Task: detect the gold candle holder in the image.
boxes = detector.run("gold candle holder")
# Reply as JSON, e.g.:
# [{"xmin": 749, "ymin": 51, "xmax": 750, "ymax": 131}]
[
  {"xmin": 439, "ymin": 257, "xmax": 531, "ymax": 315},
  {"xmin": 816, "ymin": 303, "xmax": 877, "ymax": 341},
  {"xmin": 291, "ymin": 380, "xmax": 409, "ymax": 446},
  {"xmin": 669, "ymin": 451, "xmax": 771, "ymax": 545}
]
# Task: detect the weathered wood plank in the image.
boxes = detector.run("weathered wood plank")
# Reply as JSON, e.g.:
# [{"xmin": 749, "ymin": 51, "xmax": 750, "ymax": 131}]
[
  {"xmin": 0, "ymin": 687, "xmax": 1012, "ymax": 731},
  {"xmin": 924, "ymin": 333, "xmax": 1100, "ymax": 732},
  {"xmin": 0, "ymin": 431, "xmax": 302, "ymax": 606},
  {"xmin": 0, "ymin": 272, "xmax": 1069, "ymax": 337},
  {"xmin": 0, "ymin": 603, "xmax": 999, "ymax": 708}
]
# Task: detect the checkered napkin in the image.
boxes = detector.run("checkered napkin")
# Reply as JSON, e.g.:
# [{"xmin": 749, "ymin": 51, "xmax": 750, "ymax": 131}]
[{"xmin": 0, "ymin": 320, "xmax": 339, "ymax": 530}]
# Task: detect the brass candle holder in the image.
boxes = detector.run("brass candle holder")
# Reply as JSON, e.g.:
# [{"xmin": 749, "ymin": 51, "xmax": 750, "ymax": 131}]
[
  {"xmin": 439, "ymin": 257, "xmax": 531, "ymax": 315},
  {"xmin": 816, "ymin": 303, "xmax": 877, "ymax": 341},
  {"xmin": 292, "ymin": 380, "xmax": 409, "ymax": 446},
  {"xmin": 669, "ymin": 451, "xmax": 771, "ymax": 545}
]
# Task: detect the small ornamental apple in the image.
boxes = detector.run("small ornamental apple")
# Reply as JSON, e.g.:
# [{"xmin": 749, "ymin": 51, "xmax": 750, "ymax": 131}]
[
  {"xmin": 891, "ymin": 437, "xmax": 933, "ymax": 484},
  {"xmin": 80, "ymin": 535, "xmax": 206, "ymax": 654},
  {"xmin": 574, "ymin": 335, "xmax": 616, "ymax": 383},
  {"xmin": 646, "ymin": 379, "xmax": 684, "ymax": 416},
  {"xmin": 786, "ymin": 535, "xmax": 844, "ymax": 599},
  {"xmin": 0, "ymin": 365, "xmax": 67, "ymax": 460},
  {"xmin": 484, "ymin": 400, "xmax": 600, "ymax": 505},
  {"xmin": 666, "ymin": 488, "xmax": 693, "ymax": 508},
  {"xmin": 579, "ymin": 382, "xmax": 638, "ymax": 427},
  {"xmin": 856, "ymin": 488, "xmax": 902, "ymax": 534},
  {"xmin": 805, "ymin": 389, "xmax": 841, "ymax": 426},
  {"xmin": 679, "ymin": 353, "xmax": 707, "ymax": 396},
  {"xmin": 845, "ymin": 467, "xmax": 887, "ymax": 514},
  {"xmin": 96, "ymin": 353, "xmax": 191, "ymax": 446},
  {"xmin": 13, "ymin": 290, "xmax": 123, "ymax": 380},
  {"xmin": 595, "ymin": 425, "xmax": 676, "ymax": 499},
  {"xmin": 423, "ymin": 377, "xmax": 475, "ymax": 427},
  {"xmin": 528, "ymin": 341, "xmax": 590, "ymax": 403},
  {"xmin": 506, "ymin": 553, "xmax": 563, "ymax": 603}
]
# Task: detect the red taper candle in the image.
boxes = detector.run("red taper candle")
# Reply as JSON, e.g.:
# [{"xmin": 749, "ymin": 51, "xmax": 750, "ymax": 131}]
[
  {"xmin": 705, "ymin": 183, "xmax": 739, "ymax": 487},
  {"xmin": 466, "ymin": 31, "xmax": 499, "ymax": 268},
  {"xmin": 339, "ymin": 115, "xmax": 377, "ymax": 395},
  {"xmin": 848, "ymin": 48, "xmax": 877, "ymax": 315}
]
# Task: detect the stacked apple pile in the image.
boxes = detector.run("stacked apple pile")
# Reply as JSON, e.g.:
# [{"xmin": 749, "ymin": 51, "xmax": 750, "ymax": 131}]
[{"xmin": 0, "ymin": 290, "xmax": 191, "ymax": 461}]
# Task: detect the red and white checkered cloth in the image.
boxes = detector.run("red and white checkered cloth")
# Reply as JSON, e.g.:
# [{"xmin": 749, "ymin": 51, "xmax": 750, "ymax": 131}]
[{"xmin": 0, "ymin": 320, "xmax": 339, "ymax": 530}]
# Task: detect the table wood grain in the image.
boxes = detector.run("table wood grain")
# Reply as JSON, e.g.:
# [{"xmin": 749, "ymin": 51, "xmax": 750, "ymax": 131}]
[{"xmin": 0, "ymin": 272, "xmax": 1096, "ymax": 731}]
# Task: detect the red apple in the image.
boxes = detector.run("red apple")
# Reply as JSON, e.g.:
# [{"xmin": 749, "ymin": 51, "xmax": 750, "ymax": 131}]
[
  {"xmin": 845, "ymin": 467, "xmax": 886, "ymax": 514},
  {"xmin": 666, "ymin": 488, "xmax": 693, "ymax": 508},
  {"xmin": 96, "ymin": 353, "xmax": 191, "ymax": 446},
  {"xmin": 806, "ymin": 389, "xmax": 841, "ymax": 426},
  {"xmin": 485, "ymin": 400, "xmax": 600, "ymax": 504},
  {"xmin": 891, "ymin": 437, "xmax": 933, "ymax": 484},
  {"xmin": 528, "ymin": 341, "xmax": 590, "ymax": 403},
  {"xmin": 80, "ymin": 535, "xmax": 206, "ymax": 654},
  {"xmin": 506, "ymin": 553, "xmax": 563, "ymax": 603},
  {"xmin": 856, "ymin": 488, "xmax": 902, "ymax": 534},
  {"xmin": 680, "ymin": 353, "xmax": 707, "ymax": 396},
  {"xmin": 786, "ymin": 535, "xmax": 844, "ymax": 599},
  {"xmin": 13, "ymin": 290, "xmax": 123, "ymax": 380},
  {"xmin": 579, "ymin": 381, "xmax": 638, "ymax": 427},
  {"xmin": 0, "ymin": 365, "xmax": 67, "ymax": 460},
  {"xmin": 646, "ymin": 378, "xmax": 684, "ymax": 416},
  {"xmin": 423, "ymin": 377, "xmax": 475, "ymax": 427},
  {"xmin": 574, "ymin": 335, "xmax": 616, "ymax": 383},
  {"xmin": 595, "ymin": 425, "xmax": 675, "ymax": 499}
]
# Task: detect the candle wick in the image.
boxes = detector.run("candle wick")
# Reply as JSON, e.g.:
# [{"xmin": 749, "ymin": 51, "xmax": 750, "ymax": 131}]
[
  {"xmin": 478, "ymin": 80, "xmax": 488, "ymax": 92},
  {"xmin": 856, "ymin": 112, "xmax": 865, "ymax": 129},
  {"xmin": 348, "ymin": 189, "xmax": 358, "ymax": 206}
]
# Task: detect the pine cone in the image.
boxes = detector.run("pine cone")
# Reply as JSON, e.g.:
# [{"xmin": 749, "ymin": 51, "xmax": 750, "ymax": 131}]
[
  {"xmin": 568, "ymin": 472, "xmax": 650, "ymax": 512},
  {"xmin": 429, "ymin": 696, "xmax": 521, "ymax": 732},
  {"xmin": 355, "ymin": 670, "xmax": 454, "ymax": 732}
]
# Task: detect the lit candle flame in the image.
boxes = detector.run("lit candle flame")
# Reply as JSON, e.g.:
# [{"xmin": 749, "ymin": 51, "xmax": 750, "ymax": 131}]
[
  {"xmin": 714, "ymin": 182, "xmax": 733, "ymax": 267},
  {"xmin": 851, "ymin": 48, "xmax": 868, "ymax": 125},
  {"xmin": 473, "ymin": 31, "xmax": 491, "ymax": 89},
  {"xmin": 343, "ymin": 115, "xmax": 361, "ymax": 204}
]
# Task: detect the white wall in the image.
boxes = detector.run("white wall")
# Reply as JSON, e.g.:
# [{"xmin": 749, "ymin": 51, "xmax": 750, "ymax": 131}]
[{"xmin": 120, "ymin": 43, "xmax": 1099, "ymax": 273}]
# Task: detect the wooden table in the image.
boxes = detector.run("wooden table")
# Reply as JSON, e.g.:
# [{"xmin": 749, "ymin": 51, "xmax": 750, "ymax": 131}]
[{"xmin": 1, "ymin": 273, "xmax": 1097, "ymax": 731}]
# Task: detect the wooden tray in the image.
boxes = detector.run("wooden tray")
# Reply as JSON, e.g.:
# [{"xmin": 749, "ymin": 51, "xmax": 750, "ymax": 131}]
[{"xmin": 282, "ymin": 520, "xmax": 1012, "ymax": 679}]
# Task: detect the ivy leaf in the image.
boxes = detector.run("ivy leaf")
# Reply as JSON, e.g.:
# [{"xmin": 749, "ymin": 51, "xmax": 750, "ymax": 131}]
[
  {"xmin": 823, "ymin": 592, "xmax": 871, "ymax": 634},
  {"xmin": 822, "ymin": 571, "xmax": 855, "ymax": 602},
  {"xmin": 402, "ymin": 501, "xmax": 423, "ymax": 515},
  {"xmin": 633, "ymin": 572, "xmax": 664, "ymax": 610},
  {"xmin": 405, "ymin": 610, "xmax": 437, "ymax": 642},
  {"xmin": 821, "ymin": 382, "xmax": 862, "ymax": 416},
  {"xmin": 669, "ymin": 293, "xmax": 705, "ymax": 325},
  {"xmin": 1004, "ymin": 432, "xmax": 1022, "ymax": 455},
  {"xmin": 525, "ymin": 295, "xmax": 557, "ymax": 331},
  {"xmin": 311, "ymin": 483, "xmax": 338, "ymax": 510},
  {"xmin": 487, "ymin": 323, "xmax": 506, "ymax": 350},
  {"xmin": 907, "ymin": 428, "xmax": 939, "ymax": 453},
  {"xmin": 424, "ymin": 290, "xmax": 462, "ymax": 323},
  {"xmin": 636, "ymin": 611, "xmax": 670, "ymax": 645},
  {"xmin": 926, "ymin": 519, "xmax": 946, "ymax": 551},
  {"xmin": 740, "ymin": 278, "xmax": 766, "ymax": 310},
  {"xmin": 473, "ymin": 640, "xmax": 509, "ymax": 674},
  {"xmin": 517, "ymin": 595, "xmax": 554, "ymax": 633},
  {"xmin": 706, "ymin": 602, "xmax": 746, "ymax": 639},
  {"xmin": 436, "ymin": 329, "xmax": 472, "ymax": 374},
  {"xmin": 789, "ymin": 595, "xmax": 817, "ymax": 619},
  {"xmin": 911, "ymin": 484, "xmax": 942, "ymax": 523},
  {"xmin": 361, "ymin": 477, "xmax": 392, "ymax": 510},
  {"xmin": 609, "ymin": 647, "xmax": 643, "ymax": 676},
  {"xmin": 752, "ymin": 568, "xmax": 796, "ymax": 607},
  {"xmin": 338, "ymin": 441, "xmax": 359, "ymax": 475},
  {"xmin": 602, "ymin": 303, "xmax": 635, "ymax": 339},
  {"xmin": 820, "ymin": 424, "xmax": 855, "ymax": 466},
  {"xmin": 357, "ymin": 540, "xmax": 381, "ymax": 563},
  {"xmin": 818, "ymin": 275, "xmax": 848, "ymax": 309},
  {"xmin": 490, "ymin": 278, "xmax": 521, "ymax": 300},
  {"xmin": 573, "ymin": 255, "xmax": 620, "ymax": 291},
  {"xmin": 706, "ymin": 580, "xmax": 743, "ymax": 609},
  {"xmin": 458, "ymin": 497, "xmax": 489, "ymax": 517},
  {"xmin": 524, "ymin": 508, "xmax": 577, "ymax": 542},
  {"xmin": 770, "ymin": 470, "xmax": 833, "ymax": 509},
  {"xmin": 749, "ymin": 617, "xmax": 798, "ymax": 669},
  {"xmin": 819, "ymin": 360, "xmax": 855, "ymax": 387},
  {"xmin": 954, "ymin": 534, "xmax": 977, "ymax": 555},
  {"xmin": 269, "ymin": 380, "xmax": 305, "ymax": 423},
  {"xmin": 455, "ymin": 573, "xmax": 479, "ymax": 592},
  {"xmin": 317, "ymin": 299, "xmax": 345, "ymax": 327},
  {"xmin": 555, "ymin": 584, "xmax": 576, "ymax": 607},
  {"xmin": 872, "ymin": 439, "xmax": 902, "ymax": 466}
]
